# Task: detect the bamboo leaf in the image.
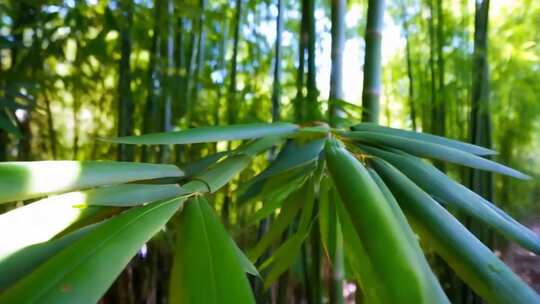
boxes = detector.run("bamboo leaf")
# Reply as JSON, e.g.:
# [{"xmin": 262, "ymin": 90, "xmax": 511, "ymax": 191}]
[
  {"xmin": 169, "ymin": 196, "xmax": 255, "ymax": 304},
  {"xmin": 0, "ymin": 196, "xmax": 103, "ymax": 259},
  {"xmin": 318, "ymin": 176, "xmax": 332, "ymax": 258},
  {"xmin": 260, "ymin": 228, "xmax": 310, "ymax": 289},
  {"xmin": 84, "ymin": 184, "xmax": 187, "ymax": 207},
  {"xmin": 232, "ymin": 241, "xmax": 260, "ymax": 277},
  {"xmin": 366, "ymin": 146, "xmax": 540, "ymax": 254},
  {"xmin": 247, "ymin": 172, "xmax": 308, "ymax": 224},
  {"xmin": 325, "ymin": 138, "xmax": 446, "ymax": 304},
  {"xmin": 368, "ymin": 169, "xmax": 449, "ymax": 303},
  {"xmin": 248, "ymin": 138, "xmax": 324, "ymax": 185},
  {"xmin": 350, "ymin": 123, "xmax": 495, "ymax": 155},
  {"xmin": 183, "ymin": 137, "xmax": 281, "ymax": 195},
  {"xmin": 321, "ymin": 179, "xmax": 346, "ymax": 304},
  {"xmin": 0, "ymin": 161, "xmax": 184, "ymax": 204},
  {"xmin": 0, "ymin": 198, "xmax": 184, "ymax": 304},
  {"xmin": 248, "ymin": 185, "xmax": 305, "ymax": 261},
  {"xmin": 372, "ymin": 159, "xmax": 539, "ymax": 304},
  {"xmin": 334, "ymin": 188, "xmax": 382, "ymax": 304},
  {"xmin": 53, "ymin": 207, "xmax": 122, "ymax": 239},
  {"xmin": 183, "ymin": 151, "xmax": 229, "ymax": 176},
  {"xmin": 106, "ymin": 123, "xmax": 298, "ymax": 145},
  {"xmin": 0, "ymin": 184, "xmax": 185, "ymax": 258},
  {"xmin": 296, "ymin": 181, "xmax": 315, "ymax": 234},
  {"xmin": 237, "ymin": 161, "xmax": 316, "ymax": 204},
  {"xmin": 191, "ymin": 154, "xmax": 251, "ymax": 193},
  {"xmin": 347, "ymin": 131, "xmax": 529, "ymax": 179},
  {"xmin": 0, "ymin": 224, "xmax": 99, "ymax": 291},
  {"xmin": 234, "ymin": 136, "xmax": 284, "ymax": 157}
]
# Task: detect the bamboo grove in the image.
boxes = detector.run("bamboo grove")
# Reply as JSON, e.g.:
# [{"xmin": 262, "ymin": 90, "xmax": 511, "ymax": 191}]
[{"xmin": 0, "ymin": 0, "xmax": 540, "ymax": 303}]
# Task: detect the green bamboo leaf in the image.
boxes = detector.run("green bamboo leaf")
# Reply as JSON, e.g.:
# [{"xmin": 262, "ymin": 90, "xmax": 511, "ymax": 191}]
[
  {"xmin": 296, "ymin": 181, "xmax": 315, "ymax": 234},
  {"xmin": 350, "ymin": 122, "xmax": 495, "ymax": 155},
  {"xmin": 325, "ymin": 138, "xmax": 446, "ymax": 304},
  {"xmin": 260, "ymin": 228, "xmax": 310, "ymax": 290},
  {"xmin": 234, "ymin": 135, "xmax": 284, "ymax": 157},
  {"xmin": 334, "ymin": 189, "xmax": 382, "ymax": 304},
  {"xmin": 0, "ymin": 197, "xmax": 102, "ymax": 260},
  {"xmin": 372, "ymin": 159, "xmax": 539, "ymax": 304},
  {"xmin": 169, "ymin": 196, "xmax": 255, "ymax": 304},
  {"xmin": 191, "ymin": 154, "xmax": 251, "ymax": 193},
  {"xmin": 318, "ymin": 176, "xmax": 332, "ymax": 257},
  {"xmin": 0, "ymin": 184, "xmax": 185, "ymax": 259},
  {"xmin": 0, "ymin": 161, "xmax": 184, "ymax": 204},
  {"xmin": 320, "ymin": 178, "xmax": 346, "ymax": 304},
  {"xmin": 247, "ymin": 171, "xmax": 308, "ymax": 224},
  {"xmin": 237, "ymin": 161, "xmax": 316, "ymax": 204},
  {"xmin": 363, "ymin": 146, "xmax": 540, "ymax": 254},
  {"xmin": 0, "ymin": 224, "xmax": 99, "ymax": 291},
  {"xmin": 368, "ymin": 169, "xmax": 449, "ymax": 303},
  {"xmin": 183, "ymin": 151, "xmax": 229, "ymax": 176},
  {"xmin": 0, "ymin": 198, "xmax": 184, "ymax": 304},
  {"xmin": 347, "ymin": 131, "xmax": 529, "ymax": 179},
  {"xmin": 248, "ymin": 138, "xmax": 324, "ymax": 185},
  {"xmin": 53, "ymin": 206, "xmax": 122, "ymax": 239},
  {"xmin": 294, "ymin": 125, "xmax": 330, "ymax": 138},
  {"xmin": 330, "ymin": 98, "xmax": 363, "ymax": 110},
  {"xmin": 84, "ymin": 184, "xmax": 187, "ymax": 206},
  {"xmin": 106, "ymin": 122, "xmax": 298, "ymax": 145},
  {"xmin": 232, "ymin": 241, "xmax": 260, "ymax": 277},
  {"xmin": 182, "ymin": 137, "xmax": 279, "ymax": 195},
  {"xmin": 248, "ymin": 185, "xmax": 305, "ymax": 261}
]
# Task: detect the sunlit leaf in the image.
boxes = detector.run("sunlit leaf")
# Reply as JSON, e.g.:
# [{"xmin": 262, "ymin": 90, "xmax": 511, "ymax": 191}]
[
  {"xmin": 0, "ymin": 224, "xmax": 99, "ymax": 291},
  {"xmin": 0, "ymin": 161, "xmax": 184, "ymax": 204},
  {"xmin": 0, "ymin": 198, "xmax": 184, "ymax": 304},
  {"xmin": 0, "ymin": 183, "xmax": 185, "ymax": 258}
]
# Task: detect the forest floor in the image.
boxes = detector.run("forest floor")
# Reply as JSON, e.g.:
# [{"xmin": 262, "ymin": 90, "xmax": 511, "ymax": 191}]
[{"xmin": 503, "ymin": 217, "xmax": 540, "ymax": 292}]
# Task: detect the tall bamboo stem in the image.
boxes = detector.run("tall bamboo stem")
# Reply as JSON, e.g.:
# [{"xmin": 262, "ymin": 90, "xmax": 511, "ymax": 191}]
[{"xmin": 361, "ymin": 0, "xmax": 385, "ymax": 124}]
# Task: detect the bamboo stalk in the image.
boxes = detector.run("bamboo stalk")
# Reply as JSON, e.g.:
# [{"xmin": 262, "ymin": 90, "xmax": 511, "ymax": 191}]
[
  {"xmin": 329, "ymin": 0, "xmax": 346, "ymax": 126},
  {"xmin": 361, "ymin": 0, "xmax": 385, "ymax": 124},
  {"xmin": 117, "ymin": 0, "xmax": 134, "ymax": 161}
]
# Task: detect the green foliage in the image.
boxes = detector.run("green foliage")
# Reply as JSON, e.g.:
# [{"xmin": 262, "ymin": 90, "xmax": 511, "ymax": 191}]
[
  {"xmin": 169, "ymin": 196, "xmax": 255, "ymax": 304},
  {"xmin": 107, "ymin": 123, "xmax": 298, "ymax": 145},
  {"xmin": 0, "ymin": 122, "xmax": 538, "ymax": 303},
  {"xmin": 0, "ymin": 198, "xmax": 184, "ymax": 303},
  {"xmin": 1, "ymin": 0, "xmax": 540, "ymax": 302},
  {"xmin": 0, "ymin": 161, "xmax": 183, "ymax": 204}
]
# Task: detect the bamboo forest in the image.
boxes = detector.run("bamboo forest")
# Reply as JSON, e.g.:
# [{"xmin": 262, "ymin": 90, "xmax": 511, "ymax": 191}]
[{"xmin": 1, "ymin": 0, "xmax": 540, "ymax": 303}]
